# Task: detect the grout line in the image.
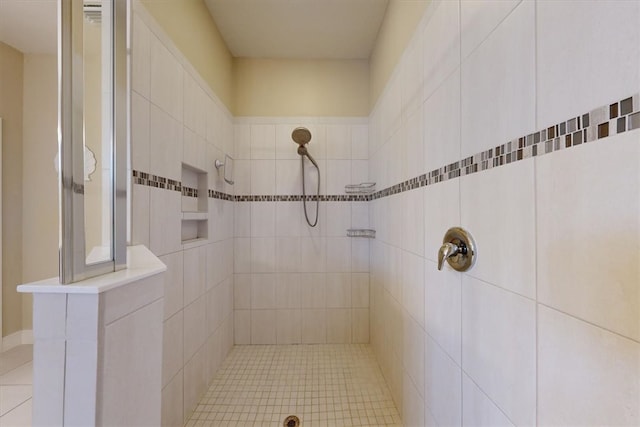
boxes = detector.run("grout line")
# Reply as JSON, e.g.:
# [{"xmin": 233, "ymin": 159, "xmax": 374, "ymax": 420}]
[
  {"xmin": 533, "ymin": 1, "xmax": 540, "ymax": 425},
  {"xmin": 536, "ymin": 303, "xmax": 640, "ymax": 345},
  {"xmin": 463, "ymin": 273, "xmax": 537, "ymax": 304},
  {"xmin": 457, "ymin": 0, "xmax": 465, "ymax": 422},
  {"xmin": 461, "ymin": 0, "xmax": 524, "ymax": 64},
  {"xmin": 462, "ymin": 371, "xmax": 518, "ymax": 427}
]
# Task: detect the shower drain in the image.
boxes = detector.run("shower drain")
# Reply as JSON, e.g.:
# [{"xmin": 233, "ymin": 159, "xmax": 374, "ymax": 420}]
[{"xmin": 283, "ymin": 415, "xmax": 300, "ymax": 427}]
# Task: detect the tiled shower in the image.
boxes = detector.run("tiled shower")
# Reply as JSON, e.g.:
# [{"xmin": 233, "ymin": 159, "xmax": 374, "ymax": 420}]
[
  {"xmin": 130, "ymin": 1, "xmax": 639, "ymax": 426},
  {"xmin": 232, "ymin": 119, "xmax": 371, "ymax": 346}
]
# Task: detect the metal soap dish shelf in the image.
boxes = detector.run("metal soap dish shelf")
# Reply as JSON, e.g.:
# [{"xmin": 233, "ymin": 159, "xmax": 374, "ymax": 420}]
[
  {"xmin": 345, "ymin": 182, "xmax": 376, "ymax": 194},
  {"xmin": 347, "ymin": 229, "xmax": 376, "ymax": 238}
]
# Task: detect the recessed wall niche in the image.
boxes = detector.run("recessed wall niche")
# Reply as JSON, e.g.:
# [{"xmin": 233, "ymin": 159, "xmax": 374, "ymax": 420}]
[{"xmin": 181, "ymin": 163, "xmax": 208, "ymax": 245}]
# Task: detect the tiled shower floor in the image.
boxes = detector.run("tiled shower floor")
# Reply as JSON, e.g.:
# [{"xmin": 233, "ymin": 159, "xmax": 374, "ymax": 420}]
[{"xmin": 185, "ymin": 344, "xmax": 401, "ymax": 427}]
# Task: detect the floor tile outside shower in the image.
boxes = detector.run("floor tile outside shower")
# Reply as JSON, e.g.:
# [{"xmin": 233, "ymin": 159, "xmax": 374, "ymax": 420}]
[
  {"xmin": 0, "ymin": 344, "xmax": 33, "ymax": 426},
  {"xmin": 185, "ymin": 344, "xmax": 401, "ymax": 427}
]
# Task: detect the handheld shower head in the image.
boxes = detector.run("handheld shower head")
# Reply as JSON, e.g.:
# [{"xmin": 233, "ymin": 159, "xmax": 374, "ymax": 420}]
[{"xmin": 292, "ymin": 127, "xmax": 312, "ymax": 146}]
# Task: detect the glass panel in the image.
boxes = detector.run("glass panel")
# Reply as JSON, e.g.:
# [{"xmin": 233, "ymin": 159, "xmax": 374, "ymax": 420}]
[{"xmin": 83, "ymin": 0, "xmax": 113, "ymax": 264}]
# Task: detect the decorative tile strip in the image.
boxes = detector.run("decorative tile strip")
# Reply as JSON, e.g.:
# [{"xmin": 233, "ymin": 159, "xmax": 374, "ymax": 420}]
[
  {"xmin": 131, "ymin": 170, "xmax": 182, "ymax": 192},
  {"xmin": 133, "ymin": 94, "xmax": 639, "ymax": 203},
  {"xmin": 233, "ymin": 194, "xmax": 370, "ymax": 202},
  {"xmin": 370, "ymin": 94, "xmax": 640, "ymax": 200},
  {"xmin": 208, "ymin": 189, "xmax": 234, "ymax": 201},
  {"xmin": 181, "ymin": 186, "xmax": 198, "ymax": 198}
]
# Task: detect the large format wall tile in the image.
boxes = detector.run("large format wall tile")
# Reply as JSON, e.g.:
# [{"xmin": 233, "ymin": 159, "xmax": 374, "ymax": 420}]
[
  {"xmin": 183, "ymin": 296, "xmax": 206, "ymax": 363},
  {"xmin": 401, "ymin": 33, "xmax": 424, "ymax": 119},
  {"xmin": 149, "ymin": 187, "xmax": 181, "ymax": 256},
  {"xmin": 131, "ymin": 91, "xmax": 150, "ymax": 172},
  {"xmin": 538, "ymin": 306, "xmax": 640, "ymax": 426},
  {"xmin": 149, "ymin": 33, "xmax": 183, "ymax": 122},
  {"xmin": 425, "ymin": 334, "xmax": 462, "ymax": 427},
  {"xmin": 402, "ymin": 312, "xmax": 425, "ymax": 399},
  {"xmin": 250, "ymin": 124, "xmax": 276, "ymax": 160},
  {"xmin": 537, "ymin": 131, "xmax": 640, "ymax": 341},
  {"xmin": 424, "ymin": 260, "xmax": 461, "ymax": 364},
  {"xmin": 183, "ymin": 246, "xmax": 206, "ymax": 306},
  {"xmin": 461, "ymin": 0, "xmax": 535, "ymax": 157},
  {"xmin": 537, "ymin": 0, "xmax": 640, "ymax": 128},
  {"xmin": 183, "ymin": 74, "xmax": 207, "ymax": 139},
  {"xmin": 462, "ymin": 275, "xmax": 536, "ymax": 426},
  {"xmin": 422, "ymin": 0, "xmax": 460, "ymax": 101},
  {"xmin": 326, "ymin": 125, "xmax": 351, "ymax": 160},
  {"xmin": 462, "ymin": 374, "xmax": 515, "ymax": 427},
  {"xmin": 162, "ymin": 311, "xmax": 183, "ymax": 388},
  {"xmin": 159, "ymin": 252, "xmax": 183, "ymax": 320},
  {"xmin": 161, "ymin": 370, "xmax": 183, "ymax": 427},
  {"xmin": 402, "ymin": 372, "xmax": 425, "ymax": 427},
  {"xmin": 132, "ymin": 14, "xmax": 150, "ymax": 98},
  {"xmin": 423, "ymin": 69, "xmax": 461, "ymax": 174},
  {"xmin": 423, "ymin": 178, "xmax": 460, "ymax": 263},
  {"xmin": 460, "ymin": 0, "xmax": 521, "ymax": 60},
  {"xmin": 401, "ymin": 251, "xmax": 425, "ymax": 327},
  {"xmin": 402, "ymin": 188, "xmax": 424, "ymax": 257},
  {"xmin": 367, "ymin": 1, "xmax": 639, "ymax": 426},
  {"xmin": 182, "ymin": 347, "xmax": 206, "ymax": 422},
  {"xmin": 251, "ymin": 310, "xmax": 276, "ymax": 344},
  {"xmin": 149, "ymin": 104, "xmax": 182, "ymax": 181},
  {"xmin": 460, "ymin": 159, "xmax": 535, "ymax": 299}
]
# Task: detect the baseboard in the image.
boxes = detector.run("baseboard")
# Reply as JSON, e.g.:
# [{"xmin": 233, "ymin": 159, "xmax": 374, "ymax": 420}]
[{"xmin": 1, "ymin": 329, "xmax": 34, "ymax": 352}]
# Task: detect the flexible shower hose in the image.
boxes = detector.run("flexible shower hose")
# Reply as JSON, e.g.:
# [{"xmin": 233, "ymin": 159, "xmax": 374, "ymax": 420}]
[{"xmin": 301, "ymin": 155, "xmax": 320, "ymax": 227}]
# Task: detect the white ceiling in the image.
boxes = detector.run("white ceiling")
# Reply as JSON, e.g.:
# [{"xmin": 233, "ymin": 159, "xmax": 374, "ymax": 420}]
[
  {"xmin": 204, "ymin": 0, "xmax": 389, "ymax": 59},
  {"xmin": 0, "ymin": 0, "xmax": 57, "ymax": 54}
]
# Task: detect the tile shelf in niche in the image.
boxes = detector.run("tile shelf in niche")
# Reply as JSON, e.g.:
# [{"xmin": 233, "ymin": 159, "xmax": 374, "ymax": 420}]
[
  {"xmin": 347, "ymin": 229, "xmax": 376, "ymax": 238},
  {"xmin": 182, "ymin": 211, "xmax": 208, "ymax": 221},
  {"xmin": 181, "ymin": 163, "xmax": 208, "ymax": 243},
  {"xmin": 182, "ymin": 237, "xmax": 208, "ymax": 250}
]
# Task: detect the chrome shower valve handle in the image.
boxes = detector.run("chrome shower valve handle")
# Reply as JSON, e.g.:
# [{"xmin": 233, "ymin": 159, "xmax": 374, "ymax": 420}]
[
  {"xmin": 437, "ymin": 227, "xmax": 476, "ymax": 272},
  {"xmin": 437, "ymin": 242, "xmax": 460, "ymax": 270}
]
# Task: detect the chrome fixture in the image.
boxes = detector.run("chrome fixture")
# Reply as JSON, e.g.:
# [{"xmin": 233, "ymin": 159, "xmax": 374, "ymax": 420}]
[
  {"xmin": 437, "ymin": 227, "xmax": 477, "ymax": 271},
  {"xmin": 292, "ymin": 127, "xmax": 320, "ymax": 227},
  {"xmin": 214, "ymin": 153, "xmax": 235, "ymax": 185}
]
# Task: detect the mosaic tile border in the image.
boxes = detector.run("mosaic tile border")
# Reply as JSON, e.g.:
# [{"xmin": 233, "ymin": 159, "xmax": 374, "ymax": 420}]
[
  {"xmin": 208, "ymin": 189, "xmax": 234, "ymax": 201},
  {"xmin": 133, "ymin": 94, "xmax": 639, "ymax": 203},
  {"xmin": 370, "ymin": 94, "xmax": 640, "ymax": 200},
  {"xmin": 234, "ymin": 194, "xmax": 370, "ymax": 202},
  {"xmin": 132, "ymin": 171, "xmax": 182, "ymax": 192},
  {"xmin": 131, "ymin": 170, "xmax": 369, "ymax": 201}
]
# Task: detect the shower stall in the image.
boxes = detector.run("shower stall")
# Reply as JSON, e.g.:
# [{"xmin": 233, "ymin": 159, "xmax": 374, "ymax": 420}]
[
  {"xmin": 122, "ymin": 0, "xmax": 640, "ymax": 425},
  {"xmin": 13, "ymin": 0, "xmax": 639, "ymax": 426}
]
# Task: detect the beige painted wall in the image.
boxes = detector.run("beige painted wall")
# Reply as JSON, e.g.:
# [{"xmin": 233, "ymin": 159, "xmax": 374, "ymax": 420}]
[
  {"xmin": 21, "ymin": 54, "xmax": 59, "ymax": 330},
  {"xmin": 139, "ymin": 0, "xmax": 426, "ymax": 116},
  {"xmin": 140, "ymin": 0, "xmax": 234, "ymax": 111},
  {"xmin": 234, "ymin": 58, "xmax": 369, "ymax": 117},
  {"xmin": 0, "ymin": 41, "xmax": 24, "ymax": 337},
  {"xmin": 369, "ymin": 0, "xmax": 430, "ymax": 110}
]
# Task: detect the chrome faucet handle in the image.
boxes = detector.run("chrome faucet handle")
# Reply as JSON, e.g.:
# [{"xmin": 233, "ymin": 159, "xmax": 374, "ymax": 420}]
[
  {"xmin": 437, "ymin": 227, "xmax": 477, "ymax": 272},
  {"xmin": 438, "ymin": 242, "xmax": 459, "ymax": 271}
]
